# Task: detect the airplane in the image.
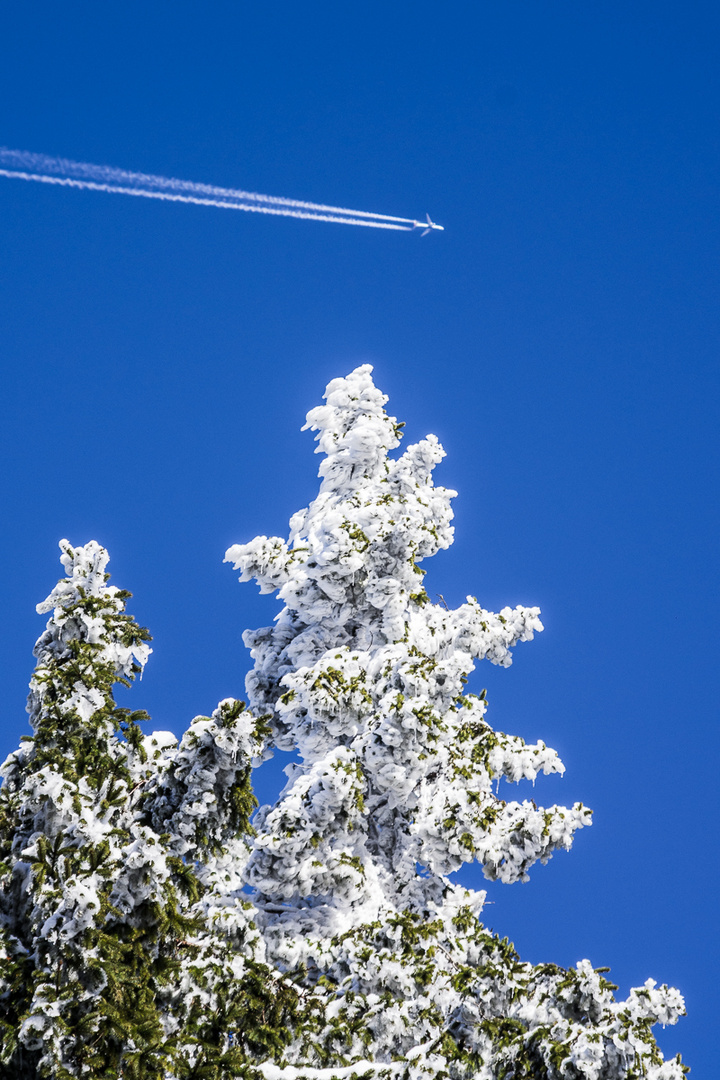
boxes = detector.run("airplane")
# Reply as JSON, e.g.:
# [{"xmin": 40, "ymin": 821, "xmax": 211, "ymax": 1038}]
[{"xmin": 413, "ymin": 213, "xmax": 444, "ymax": 236}]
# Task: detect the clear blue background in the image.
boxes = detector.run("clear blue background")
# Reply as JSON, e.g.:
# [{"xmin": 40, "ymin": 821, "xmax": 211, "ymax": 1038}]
[{"xmin": 0, "ymin": 2, "xmax": 717, "ymax": 1071}]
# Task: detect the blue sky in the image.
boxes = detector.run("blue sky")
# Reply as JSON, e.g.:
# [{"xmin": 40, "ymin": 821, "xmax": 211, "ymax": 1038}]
[{"xmin": 0, "ymin": 2, "xmax": 717, "ymax": 1070}]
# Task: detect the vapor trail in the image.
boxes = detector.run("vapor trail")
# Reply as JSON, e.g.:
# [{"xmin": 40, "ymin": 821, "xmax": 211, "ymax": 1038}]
[
  {"xmin": 0, "ymin": 148, "xmax": 436, "ymax": 232},
  {"xmin": 0, "ymin": 168, "xmax": 409, "ymax": 229}
]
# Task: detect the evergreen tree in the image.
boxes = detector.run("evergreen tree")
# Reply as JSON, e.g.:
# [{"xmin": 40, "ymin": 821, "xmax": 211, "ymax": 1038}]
[
  {"xmin": 0, "ymin": 366, "xmax": 687, "ymax": 1079},
  {"xmin": 0, "ymin": 542, "xmax": 297, "ymax": 1079},
  {"xmin": 224, "ymin": 365, "xmax": 687, "ymax": 1080}
]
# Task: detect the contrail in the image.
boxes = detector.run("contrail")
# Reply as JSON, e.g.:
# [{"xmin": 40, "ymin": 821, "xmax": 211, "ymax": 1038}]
[
  {"xmin": 0, "ymin": 168, "xmax": 409, "ymax": 230},
  {"xmin": 0, "ymin": 147, "xmax": 443, "ymax": 234}
]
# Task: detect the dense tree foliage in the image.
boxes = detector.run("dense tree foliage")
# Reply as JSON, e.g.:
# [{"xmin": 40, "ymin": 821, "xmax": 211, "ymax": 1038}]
[{"xmin": 0, "ymin": 368, "xmax": 686, "ymax": 1078}]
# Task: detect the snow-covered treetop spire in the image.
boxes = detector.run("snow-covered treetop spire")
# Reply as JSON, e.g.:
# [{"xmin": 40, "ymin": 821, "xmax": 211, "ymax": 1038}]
[
  {"xmin": 225, "ymin": 367, "xmax": 589, "ymax": 930},
  {"xmin": 226, "ymin": 365, "xmax": 456, "ymax": 676},
  {"xmin": 302, "ymin": 364, "xmax": 403, "ymax": 489},
  {"xmin": 28, "ymin": 539, "xmax": 151, "ymax": 743}
]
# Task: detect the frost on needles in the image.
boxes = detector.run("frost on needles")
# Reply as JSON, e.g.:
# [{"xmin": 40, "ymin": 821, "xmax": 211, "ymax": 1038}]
[{"xmin": 0, "ymin": 367, "xmax": 686, "ymax": 1079}]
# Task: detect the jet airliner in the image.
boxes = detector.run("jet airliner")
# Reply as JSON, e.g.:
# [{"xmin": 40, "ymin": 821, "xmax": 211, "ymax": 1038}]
[{"xmin": 413, "ymin": 213, "xmax": 444, "ymax": 236}]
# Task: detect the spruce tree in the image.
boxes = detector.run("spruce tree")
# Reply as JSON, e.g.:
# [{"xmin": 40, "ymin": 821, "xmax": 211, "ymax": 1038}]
[
  {"xmin": 224, "ymin": 365, "xmax": 687, "ymax": 1080},
  {"xmin": 0, "ymin": 367, "xmax": 687, "ymax": 1079},
  {"xmin": 0, "ymin": 542, "xmax": 296, "ymax": 1079}
]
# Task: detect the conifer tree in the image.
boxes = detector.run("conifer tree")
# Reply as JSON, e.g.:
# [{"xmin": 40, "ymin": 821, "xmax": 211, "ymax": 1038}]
[
  {"xmin": 0, "ymin": 367, "xmax": 687, "ymax": 1079},
  {"xmin": 224, "ymin": 365, "xmax": 687, "ymax": 1080},
  {"xmin": 0, "ymin": 542, "xmax": 297, "ymax": 1079}
]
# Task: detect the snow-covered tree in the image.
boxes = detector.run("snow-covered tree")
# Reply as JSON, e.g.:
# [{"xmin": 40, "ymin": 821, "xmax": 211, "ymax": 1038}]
[
  {"xmin": 0, "ymin": 542, "xmax": 299, "ymax": 1079},
  {"xmin": 224, "ymin": 365, "xmax": 687, "ymax": 1080},
  {"xmin": 0, "ymin": 365, "xmax": 686, "ymax": 1079}
]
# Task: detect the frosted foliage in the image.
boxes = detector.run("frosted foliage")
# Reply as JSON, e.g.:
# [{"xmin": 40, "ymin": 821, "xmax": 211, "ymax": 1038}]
[
  {"xmin": 225, "ymin": 366, "xmax": 686, "ymax": 1080},
  {"xmin": 27, "ymin": 540, "xmax": 151, "ymax": 734},
  {"xmin": 0, "ymin": 541, "xmax": 271, "ymax": 1079},
  {"xmin": 0, "ymin": 369, "xmax": 686, "ymax": 1079},
  {"xmin": 224, "ymin": 365, "xmax": 584, "ymax": 909}
]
